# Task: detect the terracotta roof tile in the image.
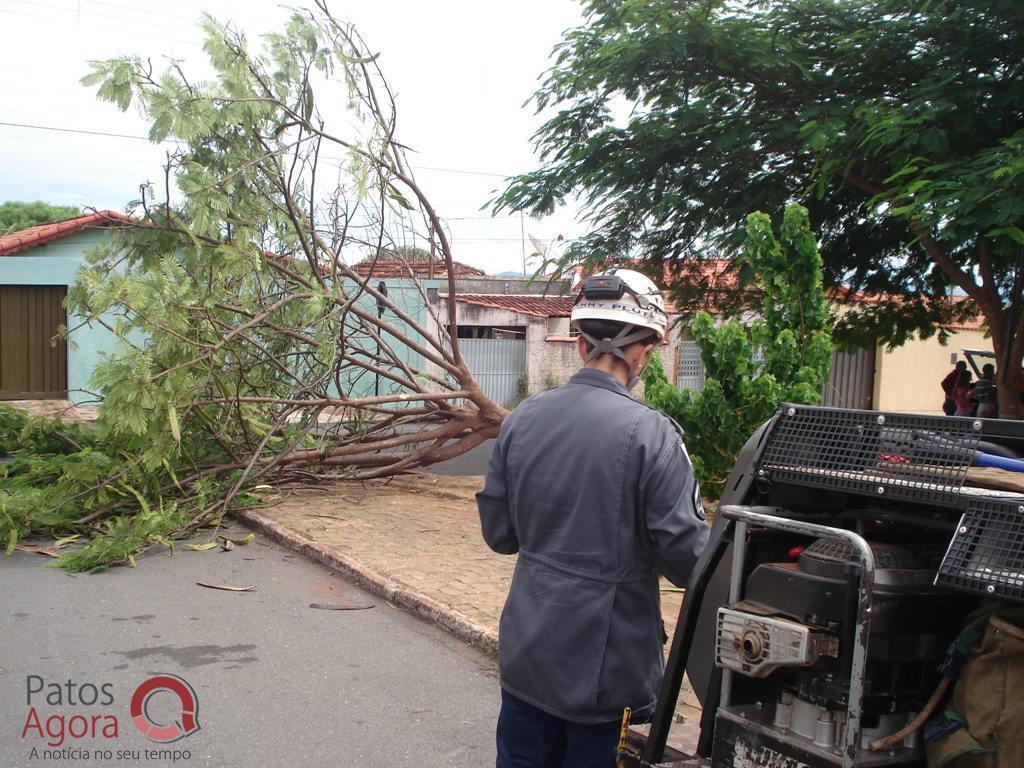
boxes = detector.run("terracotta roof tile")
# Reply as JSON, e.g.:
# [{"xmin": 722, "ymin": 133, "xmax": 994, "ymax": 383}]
[
  {"xmin": 0, "ymin": 210, "xmax": 134, "ymax": 257},
  {"xmin": 443, "ymin": 293, "xmax": 577, "ymax": 318},
  {"xmin": 350, "ymin": 258, "xmax": 485, "ymax": 279},
  {"xmin": 829, "ymin": 285, "xmax": 984, "ymax": 331},
  {"xmin": 552, "ymin": 259, "xmax": 743, "ymax": 314}
]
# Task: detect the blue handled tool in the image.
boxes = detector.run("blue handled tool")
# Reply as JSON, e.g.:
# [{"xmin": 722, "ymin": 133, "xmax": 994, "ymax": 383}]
[{"xmin": 975, "ymin": 452, "xmax": 1024, "ymax": 474}]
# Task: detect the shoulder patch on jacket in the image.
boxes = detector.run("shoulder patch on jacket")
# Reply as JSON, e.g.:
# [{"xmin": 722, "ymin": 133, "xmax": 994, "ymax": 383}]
[{"xmin": 693, "ymin": 482, "xmax": 706, "ymax": 521}]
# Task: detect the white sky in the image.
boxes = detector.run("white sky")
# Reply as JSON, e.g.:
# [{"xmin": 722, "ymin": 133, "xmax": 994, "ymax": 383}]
[{"xmin": 0, "ymin": 0, "xmax": 584, "ymax": 275}]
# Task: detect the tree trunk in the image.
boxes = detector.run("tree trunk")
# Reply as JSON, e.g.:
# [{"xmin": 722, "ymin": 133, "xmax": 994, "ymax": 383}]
[{"xmin": 997, "ymin": 366, "xmax": 1022, "ymax": 420}]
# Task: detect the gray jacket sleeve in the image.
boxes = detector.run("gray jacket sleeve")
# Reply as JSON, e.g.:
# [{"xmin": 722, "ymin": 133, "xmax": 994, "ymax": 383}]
[
  {"xmin": 640, "ymin": 418, "xmax": 710, "ymax": 587},
  {"xmin": 476, "ymin": 413, "xmax": 519, "ymax": 555}
]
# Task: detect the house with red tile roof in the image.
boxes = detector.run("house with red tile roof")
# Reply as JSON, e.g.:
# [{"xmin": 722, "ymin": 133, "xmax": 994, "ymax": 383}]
[
  {"xmin": 0, "ymin": 214, "xmax": 527, "ymax": 406},
  {"xmin": 1, "ymin": 209, "xmax": 989, "ymax": 415},
  {"xmin": 433, "ymin": 259, "xmax": 991, "ymax": 414},
  {"xmin": 0, "ymin": 211, "xmax": 133, "ymax": 402},
  {"xmin": 428, "ymin": 289, "xmax": 690, "ymax": 403},
  {"xmin": 349, "ymin": 257, "xmax": 485, "ymax": 280},
  {"xmin": 0, "ymin": 210, "xmax": 132, "ymax": 257}
]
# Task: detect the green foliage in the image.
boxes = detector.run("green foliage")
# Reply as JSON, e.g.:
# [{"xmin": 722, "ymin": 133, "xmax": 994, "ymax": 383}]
[
  {"xmin": 0, "ymin": 406, "xmax": 119, "ymax": 564},
  {"xmin": 55, "ymin": 500, "xmax": 188, "ymax": 572},
  {"xmin": 1, "ymin": 384, "xmax": 284, "ymax": 570},
  {"xmin": 644, "ymin": 206, "xmax": 833, "ymax": 498},
  {"xmin": 7, "ymin": 5, "xmax": 486, "ymax": 571},
  {"xmin": 498, "ymin": 0, "xmax": 1024, "ymax": 412},
  {"xmin": 378, "ymin": 245, "xmax": 432, "ymax": 262},
  {"xmin": 0, "ymin": 404, "xmax": 210, "ymax": 571},
  {"xmin": 507, "ymin": 375, "xmax": 531, "ymax": 409},
  {"xmin": 2, "ymin": 7, "xmax": 414, "ymax": 571},
  {"xmin": 0, "ymin": 201, "xmax": 81, "ymax": 232}
]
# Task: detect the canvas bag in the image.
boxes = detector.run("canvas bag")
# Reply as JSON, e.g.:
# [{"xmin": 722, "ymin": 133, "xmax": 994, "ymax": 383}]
[{"xmin": 926, "ymin": 616, "xmax": 1024, "ymax": 768}]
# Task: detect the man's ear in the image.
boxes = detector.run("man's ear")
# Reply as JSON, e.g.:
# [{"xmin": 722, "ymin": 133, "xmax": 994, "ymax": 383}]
[
  {"xmin": 633, "ymin": 340, "xmax": 656, "ymax": 364},
  {"xmin": 576, "ymin": 334, "xmax": 589, "ymax": 362}
]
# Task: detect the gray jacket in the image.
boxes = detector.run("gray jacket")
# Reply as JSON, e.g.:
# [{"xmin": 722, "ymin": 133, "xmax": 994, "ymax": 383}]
[{"xmin": 477, "ymin": 368, "xmax": 710, "ymax": 723}]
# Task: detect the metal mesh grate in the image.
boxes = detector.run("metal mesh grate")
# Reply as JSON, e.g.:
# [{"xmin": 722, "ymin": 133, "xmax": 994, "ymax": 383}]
[
  {"xmin": 937, "ymin": 500, "xmax": 1024, "ymax": 603},
  {"xmin": 677, "ymin": 341, "xmax": 706, "ymax": 392},
  {"xmin": 802, "ymin": 538, "xmax": 918, "ymax": 570},
  {"xmin": 758, "ymin": 405, "xmax": 981, "ymax": 506}
]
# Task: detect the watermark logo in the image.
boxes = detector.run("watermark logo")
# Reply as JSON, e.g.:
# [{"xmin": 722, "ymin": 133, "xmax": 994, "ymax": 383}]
[
  {"xmin": 130, "ymin": 675, "xmax": 201, "ymax": 744},
  {"xmin": 20, "ymin": 673, "xmax": 199, "ymax": 763}
]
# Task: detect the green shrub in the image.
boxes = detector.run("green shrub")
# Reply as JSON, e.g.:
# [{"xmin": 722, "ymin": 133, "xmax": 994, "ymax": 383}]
[{"xmin": 644, "ymin": 206, "xmax": 833, "ymax": 498}]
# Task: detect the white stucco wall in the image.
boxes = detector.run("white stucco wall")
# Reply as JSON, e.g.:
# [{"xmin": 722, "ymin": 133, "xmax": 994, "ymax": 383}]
[{"xmin": 427, "ymin": 297, "xmax": 682, "ymax": 403}]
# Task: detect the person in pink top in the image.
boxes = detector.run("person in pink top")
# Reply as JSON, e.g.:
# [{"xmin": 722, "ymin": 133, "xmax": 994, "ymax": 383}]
[{"xmin": 953, "ymin": 368, "xmax": 974, "ymax": 416}]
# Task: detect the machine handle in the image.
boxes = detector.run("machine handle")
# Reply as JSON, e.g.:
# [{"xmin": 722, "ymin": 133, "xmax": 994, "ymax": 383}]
[{"xmin": 717, "ymin": 506, "xmax": 876, "ymax": 768}]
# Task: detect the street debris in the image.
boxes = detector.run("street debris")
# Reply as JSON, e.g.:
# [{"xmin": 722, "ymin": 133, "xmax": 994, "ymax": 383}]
[
  {"xmin": 309, "ymin": 601, "xmax": 375, "ymax": 611},
  {"xmin": 196, "ymin": 582, "xmax": 257, "ymax": 592}
]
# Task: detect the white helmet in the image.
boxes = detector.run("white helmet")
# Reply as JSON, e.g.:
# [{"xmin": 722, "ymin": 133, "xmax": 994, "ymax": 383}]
[{"xmin": 570, "ymin": 268, "xmax": 667, "ymax": 364}]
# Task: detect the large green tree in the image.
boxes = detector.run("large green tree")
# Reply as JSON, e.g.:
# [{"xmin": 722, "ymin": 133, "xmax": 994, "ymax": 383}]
[
  {"xmin": 0, "ymin": 201, "xmax": 80, "ymax": 232},
  {"xmin": 497, "ymin": 0, "xmax": 1024, "ymax": 418}
]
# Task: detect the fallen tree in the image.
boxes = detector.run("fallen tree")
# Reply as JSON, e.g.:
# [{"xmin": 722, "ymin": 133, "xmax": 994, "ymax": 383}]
[{"xmin": 0, "ymin": 2, "xmax": 505, "ymax": 570}]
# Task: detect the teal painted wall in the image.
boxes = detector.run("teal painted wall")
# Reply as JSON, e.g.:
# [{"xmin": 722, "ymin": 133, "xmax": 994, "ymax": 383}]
[
  {"xmin": 340, "ymin": 278, "xmax": 445, "ymax": 401},
  {"xmin": 1, "ymin": 231, "xmax": 447, "ymax": 405},
  {"xmin": 0, "ymin": 230, "xmax": 120, "ymax": 405}
]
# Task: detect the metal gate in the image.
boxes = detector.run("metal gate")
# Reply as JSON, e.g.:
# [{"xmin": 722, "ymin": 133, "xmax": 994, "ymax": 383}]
[
  {"xmin": 0, "ymin": 285, "xmax": 68, "ymax": 399},
  {"xmin": 459, "ymin": 338, "xmax": 527, "ymax": 407},
  {"xmin": 822, "ymin": 346, "xmax": 875, "ymax": 410},
  {"xmin": 677, "ymin": 340, "xmax": 706, "ymax": 391}
]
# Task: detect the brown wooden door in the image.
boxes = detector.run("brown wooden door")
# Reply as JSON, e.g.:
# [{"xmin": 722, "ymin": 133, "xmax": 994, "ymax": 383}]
[{"xmin": 0, "ymin": 285, "xmax": 68, "ymax": 399}]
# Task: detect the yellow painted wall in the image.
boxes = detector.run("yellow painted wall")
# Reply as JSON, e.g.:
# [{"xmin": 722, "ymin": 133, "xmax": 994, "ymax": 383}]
[{"xmin": 873, "ymin": 328, "xmax": 991, "ymax": 414}]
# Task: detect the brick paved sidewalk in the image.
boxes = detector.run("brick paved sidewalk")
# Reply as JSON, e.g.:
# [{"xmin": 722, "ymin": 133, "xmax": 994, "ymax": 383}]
[{"xmin": 234, "ymin": 472, "xmax": 705, "ymax": 753}]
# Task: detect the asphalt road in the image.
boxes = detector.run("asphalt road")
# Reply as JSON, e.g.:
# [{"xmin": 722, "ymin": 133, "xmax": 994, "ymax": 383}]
[
  {"xmin": 0, "ymin": 527, "xmax": 499, "ymax": 768},
  {"xmin": 424, "ymin": 439, "xmax": 494, "ymax": 477}
]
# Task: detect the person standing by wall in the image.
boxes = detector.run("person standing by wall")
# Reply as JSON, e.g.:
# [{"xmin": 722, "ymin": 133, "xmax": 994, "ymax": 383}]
[
  {"xmin": 974, "ymin": 363, "xmax": 998, "ymax": 419},
  {"xmin": 941, "ymin": 361, "xmax": 968, "ymax": 416},
  {"xmin": 477, "ymin": 269, "xmax": 710, "ymax": 768},
  {"xmin": 953, "ymin": 367, "xmax": 975, "ymax": 416}
]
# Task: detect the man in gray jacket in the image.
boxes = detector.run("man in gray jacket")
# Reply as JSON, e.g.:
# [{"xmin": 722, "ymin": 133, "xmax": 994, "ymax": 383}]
[{"xmin": 477, "ymin": 268, "xmax": 710, "ymax": 768}]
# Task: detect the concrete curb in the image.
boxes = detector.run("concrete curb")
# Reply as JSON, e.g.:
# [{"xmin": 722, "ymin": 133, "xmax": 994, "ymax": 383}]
[{"xmin": 232, "ymin": 508, "xmax": 499, "ymax": 658}]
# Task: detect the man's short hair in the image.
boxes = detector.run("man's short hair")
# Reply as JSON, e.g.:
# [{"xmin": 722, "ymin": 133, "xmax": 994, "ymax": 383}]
[
  {"xmin": 982, "ymin": 363, "xmax": 996, "ymax": 377},
  {"xmin": 576, "ymin": 319, "xmax": 657, "ymax": 356}
]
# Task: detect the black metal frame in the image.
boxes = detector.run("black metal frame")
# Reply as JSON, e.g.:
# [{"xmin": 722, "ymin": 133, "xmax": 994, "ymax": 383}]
[
  {"xmin": 638, "ymin": 404, "xmax": 1024, "ymax": 767},
  {"xmin": 642, "ymin": 519, "xmax": 733, "ymax": 764},
  {"xmin": 758, "ymin": 405, "xmax": 981, "ymax": 506},
  {"xmin": 937, "ymin": 497, "xmax": 1024, "ymax": 603}
]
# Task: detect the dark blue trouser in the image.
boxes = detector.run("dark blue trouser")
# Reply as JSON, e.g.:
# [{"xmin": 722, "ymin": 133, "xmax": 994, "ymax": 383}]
[{"xmin": 496, "ymin": 689, "xmax": 621, "ymax": 768}]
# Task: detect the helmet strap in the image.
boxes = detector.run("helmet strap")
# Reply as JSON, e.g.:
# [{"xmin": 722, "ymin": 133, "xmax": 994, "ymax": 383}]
[
  {"xmin": 627, "ymin": 348, "xmax": 657, "ymax": 391},
  {"xmin": 581, "ymin": 325, "xmax": 655, "ymax": 366}
]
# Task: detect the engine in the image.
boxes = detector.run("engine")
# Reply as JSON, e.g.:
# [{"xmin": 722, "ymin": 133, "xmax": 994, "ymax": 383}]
[
  {"xmin": 713, "ymin": 536, "xmax": 969, "ymax": 765},
  {"xmin": 622, "ymin": 405, "xmax": 1024, "ymax": 768}
]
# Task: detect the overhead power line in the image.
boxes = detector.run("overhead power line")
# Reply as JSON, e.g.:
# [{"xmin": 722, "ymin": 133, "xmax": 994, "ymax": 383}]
[
  {"xmin": 413, "ymin": 165, "xmax": 507, "ymax": 179},
  {"xmin": 0, "ymin": 120, "xmax": 173, "ymax": 143},
  {"xmin": 3, "ymin": 0, "xmax": 203, "ymax": 45},
  {"xmin": 81, "ymin": 0, "xmax": 201, "ymax": 24},
  {"xmin": 0, "ymin": 120, "xmax": 514, "ymax": 179}
]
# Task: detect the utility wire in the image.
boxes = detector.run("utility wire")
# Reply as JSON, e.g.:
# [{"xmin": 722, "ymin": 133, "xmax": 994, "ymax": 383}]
[
  {"xmin": 4, "ymin": 0, "xmax": 193, "ymax": 30},
  {"xmin": 0, "ymin": 121, "xmax": 514, "ymax": 179},
  {"xmin": 80, "ymin": 0, "xmax": 203, "ymax": 24},
  {"xmin": 0, "ymin": 120, "xmax": 176, "ymax": 143},
  {"xmin": 0, "ymin": 121, "xmax": 564, "ymax": 236},
  {"xmin": 3, "ymin": 0, "xmax": 202, "ymax": 45},
  {"xmin": 413, "ymin": 165, "xmax": 507, "ymax": 179}
]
